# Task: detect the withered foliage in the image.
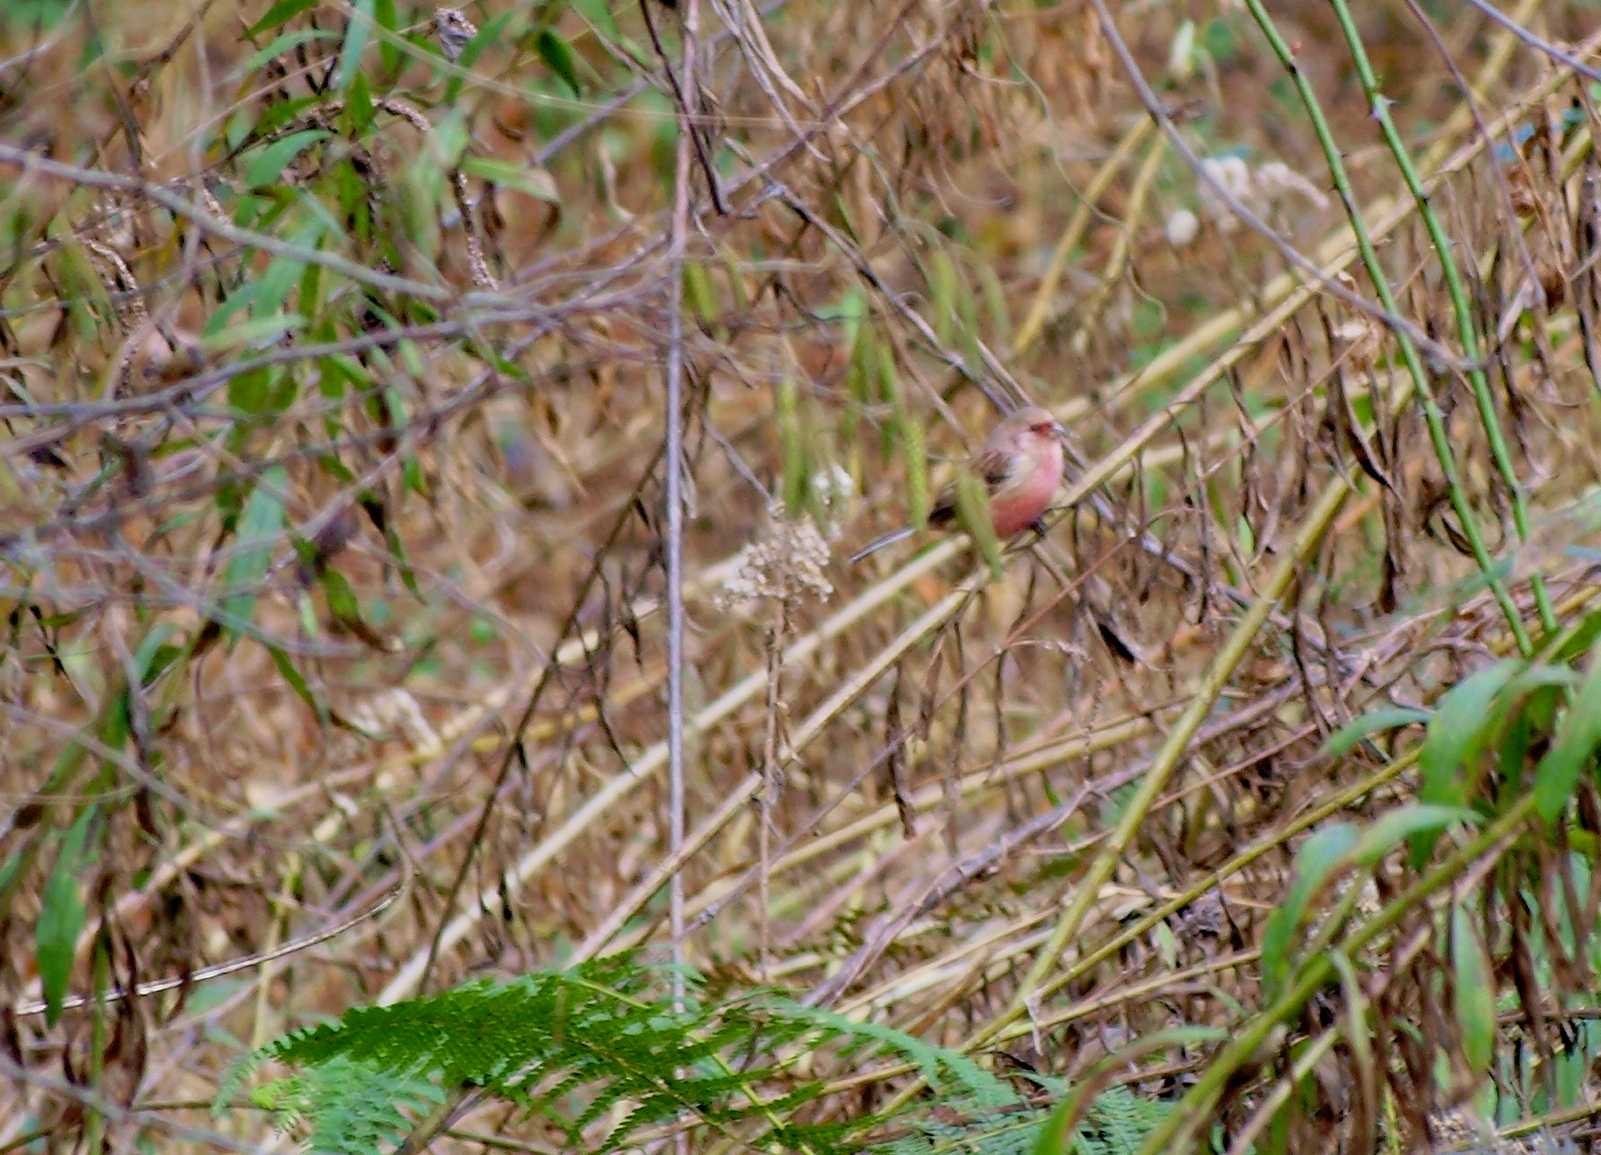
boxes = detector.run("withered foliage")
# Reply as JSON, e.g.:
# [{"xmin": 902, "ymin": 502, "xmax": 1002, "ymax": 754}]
[{"xmin": 5, "ymin": 0, "xmax": 1601, "ymax": 1150}]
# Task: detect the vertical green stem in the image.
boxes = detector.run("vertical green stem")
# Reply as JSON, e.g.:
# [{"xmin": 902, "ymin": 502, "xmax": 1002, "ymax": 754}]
[
  {"xmin": 1239, "ymin": 0, "xmax": 1532, "ymax": 655},
  {"xmin": 1326, "ymin": 0, "xmax": 1556, "ymax": 638}
]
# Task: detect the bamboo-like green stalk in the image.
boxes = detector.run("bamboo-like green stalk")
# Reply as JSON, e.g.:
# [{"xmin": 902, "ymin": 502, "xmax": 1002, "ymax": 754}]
[
  {"xmin": 1326, "ymin": 0, "xmax": 1556, "ymax": 639},
  {"xmin": 1238, "ymin": 0, "xmax": 1531, "ymax": 655}
]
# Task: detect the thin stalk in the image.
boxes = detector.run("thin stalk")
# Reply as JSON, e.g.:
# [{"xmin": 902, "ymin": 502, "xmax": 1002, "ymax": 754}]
[
  {"xmin": 758, "ymin": 597, "xmax": 788, "ymax": 980},
  {"xmin": 1237, "ymin": 0, "xmax": 1531, "ymax": 654},
  {"xmin": 1327, "ymin": 0, "xmax": 1556, "ymax": 638},
  {"xmin": 665, "ymin": 0, "xmax": 700, "ymax": 1080}
]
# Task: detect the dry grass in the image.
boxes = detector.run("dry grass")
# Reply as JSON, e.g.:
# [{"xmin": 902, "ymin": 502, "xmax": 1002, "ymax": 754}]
[{"xmin": 5, "ymin": 0, "xmax": 1601, "ymax": 1150}]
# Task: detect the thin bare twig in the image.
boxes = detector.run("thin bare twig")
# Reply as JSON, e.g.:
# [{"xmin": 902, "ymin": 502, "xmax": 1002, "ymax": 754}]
[{"xmin": 662, "ymin": 0, "xmax": 702, "ymax": 1061}]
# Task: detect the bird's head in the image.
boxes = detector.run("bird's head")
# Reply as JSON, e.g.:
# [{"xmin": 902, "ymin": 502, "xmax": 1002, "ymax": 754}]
[{"xmin": 1003, "ymin": 406, "xmax": 1067, "ymax": 452}]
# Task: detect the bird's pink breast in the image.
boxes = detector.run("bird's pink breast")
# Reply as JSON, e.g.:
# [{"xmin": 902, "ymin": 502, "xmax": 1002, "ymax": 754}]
[{"xmin": 989, "ymin": 440, "xmax": 1062, "ymax": 537}]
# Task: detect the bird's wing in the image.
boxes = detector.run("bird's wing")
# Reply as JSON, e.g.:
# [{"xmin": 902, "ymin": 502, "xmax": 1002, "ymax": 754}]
[
  {"xmin": 974, "ymin": 444, "xmax": 1019, "ymax": 491},
  {"xmin": 928, "ymin": 445, "xmax": 1016, "ymax": 526}
]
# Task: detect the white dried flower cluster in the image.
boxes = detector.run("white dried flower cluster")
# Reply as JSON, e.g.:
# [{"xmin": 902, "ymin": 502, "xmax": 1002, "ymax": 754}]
[
  {"xmin": 809, "ymin": 462, "xmax": 855, "ymax": 540},
  {"xmin": 717, "ymin": 504, "xmax": 834, "ymax": 610},
  {"xmin": 342, "ymin": 688, "xmax": 441, "ymax": 750},
  {"xmin": 1328, "ymin": 274, "xmax": 1382, "ymax": 371},
  {"xmin": 1197, "ymin": 156, "xmax": 1330, "ymax": 233},
  {"xmin": 1164, "ymin": 207, "xmax": 1200, "ymax": 248}
]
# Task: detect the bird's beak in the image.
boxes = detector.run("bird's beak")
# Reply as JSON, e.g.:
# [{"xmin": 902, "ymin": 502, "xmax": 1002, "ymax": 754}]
[{"xmin": 1049, "ymin": 420, "xmax": 1068, "ymax": 439}]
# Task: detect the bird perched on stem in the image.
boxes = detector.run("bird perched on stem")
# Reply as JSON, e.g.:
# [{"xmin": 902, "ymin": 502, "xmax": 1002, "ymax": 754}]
[{"xmin": 848, "ymin": 406, "xmax": 1067, "ymax": 564}]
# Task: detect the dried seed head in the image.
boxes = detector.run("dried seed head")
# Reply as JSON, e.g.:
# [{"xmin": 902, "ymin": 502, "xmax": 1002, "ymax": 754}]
[
  {"xmin": 717, "ymin": 503, "xmax": 834, "ymax": 610},
  {"xmin": 1537, "ymin": 257, "xmax": 1566, "ymax": 307},
  {"xmin": 1329, "ymin": 318, "xmax": 1381, "ymax": 374},
  {"xmin": 341, "ymin": 688, "xmax": 440, "ymax": 749},
  {"xmin": 1506, "ymin": 165, "xmax": 1540, "ymax": 217},
  {"xmin": 433, "ymin": 8, "xmax": 478, "ymax": 62}
]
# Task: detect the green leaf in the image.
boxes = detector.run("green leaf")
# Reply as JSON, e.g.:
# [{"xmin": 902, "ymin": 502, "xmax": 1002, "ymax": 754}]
[
  {"xmin": 241, "ymin": 29, "xmax": 338, "ymax": 76},
  {"xmin": 841, "ymin": 307, "xmax": 872, "ymax": 450},
  {"xmin": 204, "ymin": 220, "xmax": 322, "ymax": 335},
  {"xmin": 535, "ymin": 27, "xmax": 581, "ymax": 96},
  {"xmin": 900, "ymin": 412, "xmax": 929, "ymax": 531},
  {"xmin": 332, "ymin": 0, "xmax": 374, "ymax": 91},
  {"xmin": 221, "ymin": 466, "xmax": 288, "ymax": 633},
  {"xmin": 1555, "ymin": 606, "xmax": 1601, "ymax": 665},
  {"xmin": 254, "ymin": 94, "xmax": 321, "ymax": 139},
  {"xmin": 1501, "ymin": 664, "xmax": 1581, "ymax": 698},
  {"xmin": 1322, "ymin": 707, "xmax": 1430, "ymax": 759},
  {"xmin": 246, "ymin": 129, "xmax": 329, "ymax": 190},
  {"xmin": 202, "ymin": 312, "xmax": 305, "ymax": 352},
  {"xmin": 1261, "ymin": 823, "xmax": 1358, "ymax": 998},
  {"xmin": 682, "ymin": 260, "xmax": 719, "ymax": 328},
  {"xmin": 37, "ymin": 807, "xmax": 94, "ymax": 1025},
  {"xmin": 266, "ymin": 642, "xmax": 324, "ymax": 721},
  {"xmin": 131, "ymin": 623, "xmax": 182, "ymax": 687},
  {"xmin": 1414, "ymin": 661, "xmax": 1518, "ymax": 864},
  {"xmin": 874, "ymin": 340, "xmax": 899, "ymax": 461},
  {"xmin": 1533, "ymin": 648, "xmax": 1601, "ymax": 822},
  {"xmin": 955, "ymin": 469, "xmax": 1002, "ymax": 578},
  {"xmin": 458, "ymin": 156, "xmax": 559, "ymax": 204},
  {"xmin": 1451, "ymin": 905, "xmax": 1494, "ymax": 1074},
  {"xmin": 224, "ymin": 958, "xmax": 1040, "ymax": 1151},
  {"xmin": 343, "ymin": 70, "xmax": 375, "ymax": 136},
  {"xmin": 247, "ymin": 0, "xmax": 317, "ymax": 35},
  {"xmin": 955, "ymin": 270, "xmax": 983, "ymax": 367},
  {"xmin": 929, "ymin": 249, "xmax": 958, "ymax": 344},
  {"xmin": 571, "ymin": 0, "xmax": 620, "ymax": 39},
  {"xmin": 321, "ymin": 568, "xmax": 362, "ymax": 624},
  {"xmin": 383, "ymin": 522, "xmax": 422, "ymax": 599},
  {"xmin": 52, "ymin": 235, "xmax": 113, "ymax": 339},
  {"xmin": 978, "ymin": 262, "xmax": 1012, "ymax": 346},
  {"xmin": 374, "ymin": 0, "xmax": 400, "ymax": 74},
  {"xmin": 298, "ymin": 260, "xmax": 323, "ymax": 320},
  {"xmin": 778, "ymin": 375, "xmax": 808, "ymax": 515},
  {"xmin": 1351, "ymin": 805, "xmax": 1479, "ymax": 868}
]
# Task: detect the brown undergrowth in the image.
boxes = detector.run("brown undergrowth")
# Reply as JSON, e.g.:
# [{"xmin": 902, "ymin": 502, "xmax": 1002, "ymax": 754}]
[{"xmin": 5, "ymin": 0, "xmax": 1601, "ymax": 1150}]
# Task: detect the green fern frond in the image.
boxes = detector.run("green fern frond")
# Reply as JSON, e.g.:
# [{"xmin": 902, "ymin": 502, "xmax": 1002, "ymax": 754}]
[
  {"xmin": 221, "ymin": 955, "xmax": 1169, "ymax": 1155},
  {"xmin": 757, "ymin": 999, "xmax": 1017, "ymax": 1108},
  {"xmin": 869, "ymin": 1087, "xmax": 1171, "ymax": 1155}
]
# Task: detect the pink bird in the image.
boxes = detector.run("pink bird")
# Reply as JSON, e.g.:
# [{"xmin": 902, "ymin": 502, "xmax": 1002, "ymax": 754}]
[{"xmin": 849, "ymin": 406, "xmax": 1067, "ymax": 564}]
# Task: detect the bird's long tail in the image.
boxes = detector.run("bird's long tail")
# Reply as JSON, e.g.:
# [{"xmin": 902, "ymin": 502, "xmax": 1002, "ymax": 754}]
[{"xmin": 848, "ymin": 525, "xmax": 917, "ymax": 564}]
